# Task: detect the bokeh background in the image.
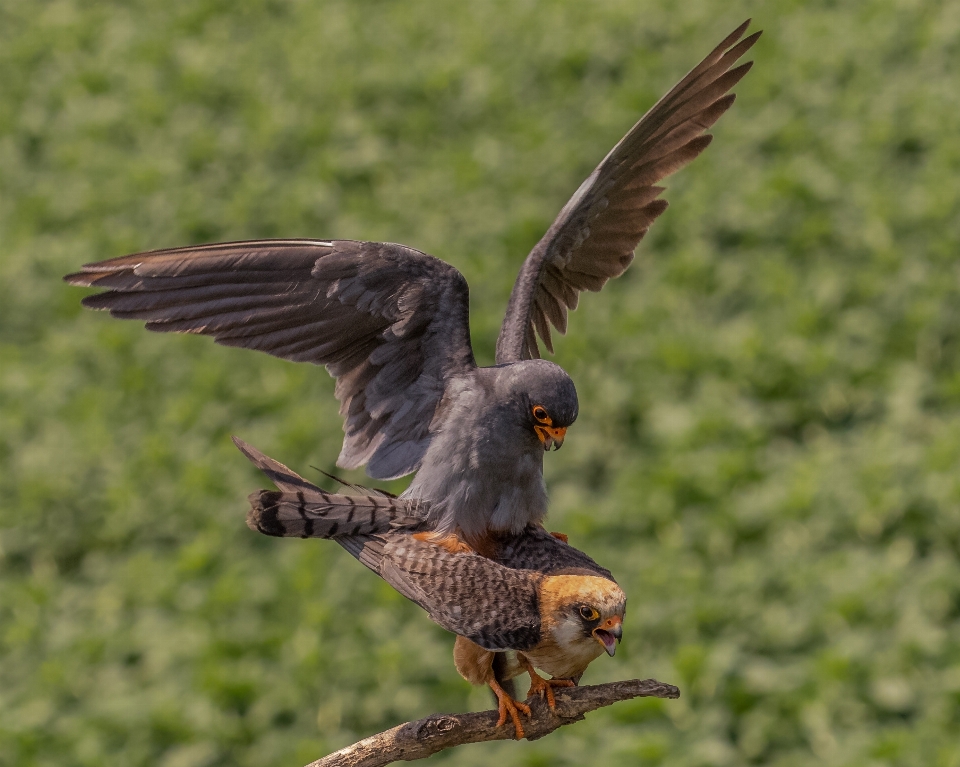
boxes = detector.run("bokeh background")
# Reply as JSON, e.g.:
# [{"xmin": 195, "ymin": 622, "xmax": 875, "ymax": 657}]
[{"xmin": 3, "ymin": 1, "xmax": 960, "ymax": 765}]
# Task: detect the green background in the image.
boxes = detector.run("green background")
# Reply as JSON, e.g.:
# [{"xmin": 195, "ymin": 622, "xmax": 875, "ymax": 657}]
[{"xmin": 3, "ymin": 1, "xmax": 960, "ymax": 765}]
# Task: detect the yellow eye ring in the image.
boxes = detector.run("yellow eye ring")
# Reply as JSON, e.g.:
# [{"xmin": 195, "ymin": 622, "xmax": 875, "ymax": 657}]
[
  {"xmin": 532, "ymin": 405, "xmax": 550, "ymax": 423},
  {"xmin": 579, "ymin": 606, "xmax": 599, "ymax": 621}
]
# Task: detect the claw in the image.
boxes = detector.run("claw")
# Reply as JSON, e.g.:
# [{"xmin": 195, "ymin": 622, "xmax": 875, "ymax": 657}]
[
  {"xmin": 520, "ymin": 655, "xmax": 575, "ymax": 710},
  {"xmin": 489, "ymin": 678, "xmax": 531, "ymax": 739}
]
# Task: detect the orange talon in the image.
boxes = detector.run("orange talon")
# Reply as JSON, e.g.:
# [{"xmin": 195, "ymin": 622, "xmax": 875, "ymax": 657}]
[
  {"xmin": 412, "ymin": 531, "xmax": 475, "ymax": 555},
  {"xmin": 549, "ymin": 531, "xmax": 569, "ymax": 544},
  {"xmin": 519, "ymin": 655, "xmax": 575, "ymax": 710},
  {"xmin": 489, "ymin": 678, "xmax": 531, "ymax": 739}
]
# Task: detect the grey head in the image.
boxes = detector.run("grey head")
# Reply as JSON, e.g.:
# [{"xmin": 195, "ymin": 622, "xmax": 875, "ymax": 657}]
[{"xmin": 490, "ymin": 359, "xmax": 578, "ymax": 451}]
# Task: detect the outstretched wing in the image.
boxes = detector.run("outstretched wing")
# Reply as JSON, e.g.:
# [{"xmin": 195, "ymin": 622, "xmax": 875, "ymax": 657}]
[
  {"xmin": 378, "ymin": 536, "xmax": 544, "ymax": 652},
  {"xmin": 66, "ymin": 240, "xmax": 476, "ymax": 479},
  {"xmin": 496, "ymin": 21, "xmax": 760, "ymax": 362}
]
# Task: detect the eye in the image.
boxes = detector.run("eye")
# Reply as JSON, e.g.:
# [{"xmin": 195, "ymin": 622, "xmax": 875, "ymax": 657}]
[
  {"xmin": 579, "ymin": 606, "xmax": 599, "ymax": 621},
  {"xmin": 532, "ymin": 405, "xmax": 550, "ymax": 423}
]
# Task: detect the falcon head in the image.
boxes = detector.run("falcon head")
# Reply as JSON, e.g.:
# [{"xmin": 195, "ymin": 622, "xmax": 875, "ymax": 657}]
[
  {"xmin": 537, "ymin": 573, "xmax": 626, "ymax": 675},
  {"xmin": 495, "ymin": 360, "xmax": 578, "ymax": 451}
]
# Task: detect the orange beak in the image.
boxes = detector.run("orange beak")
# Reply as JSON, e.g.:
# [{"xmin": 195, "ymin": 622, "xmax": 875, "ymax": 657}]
[
  {"xmin": 592, "ymin": 616, "xmax": 623, "ymax": 657},
  {"xmin": 535, "ymin": 424, "xmax": 567, "ymax": 451}
]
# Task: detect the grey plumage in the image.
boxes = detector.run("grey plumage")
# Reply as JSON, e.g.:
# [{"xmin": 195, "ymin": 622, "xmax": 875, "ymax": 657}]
[
  {"xmin": 73, "ymin": 240, "xmax": 475, "ymax": 481},
  {"xmin": 65, "ymin": 23, "xmax": 759, "ymax": 543},
  {"xmin": 237, "ymin": 437, "xmax": 612, "ymax": 579}
]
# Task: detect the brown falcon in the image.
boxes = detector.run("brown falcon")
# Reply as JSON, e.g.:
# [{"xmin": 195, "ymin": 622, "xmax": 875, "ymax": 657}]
[
  {"xmin": 65, "ymin": 23, "xmax": 760, "ymax": 549},
  {"xmin": 235, "ymin": 437, "xmax": 625, "ymax": 739}
]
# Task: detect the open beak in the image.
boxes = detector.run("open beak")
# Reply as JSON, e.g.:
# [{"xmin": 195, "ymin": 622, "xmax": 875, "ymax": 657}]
[
  {"xmin": 535, "ymin": 424, "xmax": 567, "ymax": 451},
  {"xmin": 592, "ymin": 616, "xmax": 623, "ymax": 657}
]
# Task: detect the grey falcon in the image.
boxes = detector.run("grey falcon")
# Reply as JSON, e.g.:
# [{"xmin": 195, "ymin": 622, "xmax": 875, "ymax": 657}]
[{"xmin": 65, "ymin": 22, "xmax": 760, "ymax": 550}]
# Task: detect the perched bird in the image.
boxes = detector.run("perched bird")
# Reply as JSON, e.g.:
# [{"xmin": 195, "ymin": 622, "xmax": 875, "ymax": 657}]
[
  {"xmin": 65, "ymin": 22, "xmax": 759, "ymax": 549},
  {"xmin": 236, "ymin": 437, "xmax": 624, "ymax": 739}
]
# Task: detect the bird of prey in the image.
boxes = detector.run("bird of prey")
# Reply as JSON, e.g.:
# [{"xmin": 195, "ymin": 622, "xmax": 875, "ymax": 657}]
[
  {"xmin": 236, "ymin": 437, "xmax": 624, "ymax": 739},
  {"xmin": 65, "ymin": 22, "xmax": 760, "ymax": 550}
]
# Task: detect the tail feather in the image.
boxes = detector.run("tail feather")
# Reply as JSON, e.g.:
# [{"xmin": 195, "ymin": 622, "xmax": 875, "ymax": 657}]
[
  {"xmin": 247, "ymin": 488, "xmax": 424, "ymax": 538},
  {"xmin": 234, "ymin": 436, "xmax": 428, "ymax": 539}
]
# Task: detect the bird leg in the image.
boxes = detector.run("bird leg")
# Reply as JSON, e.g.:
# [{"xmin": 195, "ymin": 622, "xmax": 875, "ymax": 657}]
[
  {"xmin": 518, "ymin": 653, "xmax": 575, "ymax": 710},
  {"xmin": 453, "ymin": 635, "xmax": 527, "ymax": 737},
  {"xmin": 489, "ymin": 676, "xmax": 531, "ymax": 739},
  {"xmin": 549, "ymin": 531, "xmax": 569, "ymax": 543},
  {"xmin": 412, "ymin": 531, "xmax": 475, "ymax": 555}
]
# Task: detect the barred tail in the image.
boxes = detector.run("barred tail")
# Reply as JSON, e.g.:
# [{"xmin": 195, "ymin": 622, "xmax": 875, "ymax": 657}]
[
  {"xmin": 246, "ymin": 487, "xmax": 422, "ymax": 538},
  {"xmin": 233, "ymin": 436, "xmax": 427, "ymax": 539}
]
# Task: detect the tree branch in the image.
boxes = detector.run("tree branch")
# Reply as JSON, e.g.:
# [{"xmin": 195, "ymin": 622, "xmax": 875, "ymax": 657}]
[{"xmin": 306, "ymin": 678, "xmax": 680, "ymax": 767}]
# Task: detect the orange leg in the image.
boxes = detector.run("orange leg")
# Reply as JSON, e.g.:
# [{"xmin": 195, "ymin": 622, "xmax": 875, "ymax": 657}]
[
  {"xmin": 549, "ymin": 531, "xmax": 569, "ymax": 544},
  {"xmin": 518, "ymin": 655, "xmax": 575, "ymax": 710},
  {"xmin": 412, "ymin": 531, "xmax": 475, "ymax": 555},
  {"xmin": 489, "ymin": 677, "xmax": 531, "ymax": 739}
]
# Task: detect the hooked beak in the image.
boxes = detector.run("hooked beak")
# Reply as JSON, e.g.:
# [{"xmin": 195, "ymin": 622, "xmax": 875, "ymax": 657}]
[
  {"xmin": 592, "ymin": 616, "xmax": 623, "ymax": 657},
  {"xmin": 535, "ymin": 424, "xmax": 567, "ymax": 451}
]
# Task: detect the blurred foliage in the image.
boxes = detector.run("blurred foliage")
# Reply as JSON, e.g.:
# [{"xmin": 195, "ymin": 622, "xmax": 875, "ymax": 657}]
[{"xmin": 2, "ymin": 0, "xmax": 960, "ymax": 765}]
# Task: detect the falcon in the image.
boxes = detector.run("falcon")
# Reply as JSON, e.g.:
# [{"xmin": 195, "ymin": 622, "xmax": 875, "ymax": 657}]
[
  {"xmin": 65, "ymin": 22, "xmax": 760, "ymax": 549},
  {"xmin": 235, "ymin": 437, "xmax": 625, "ymax": 739}
]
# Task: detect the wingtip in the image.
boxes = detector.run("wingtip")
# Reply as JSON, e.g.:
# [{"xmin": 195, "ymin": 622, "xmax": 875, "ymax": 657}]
[
  {"xmin": 721, "ymin": 18, "xmax": 752, "ymax": 48},
  {"xmin": 232, "ymin": 435, "xmax": 264, "ymax": 466},
  {"xmin": 724, "ymin": 20, "xmax": 763, "ymax": 52},
  {"xmin": 64, "ymin": 271, "xmax": 92, "ymax": 286},
  {"xmin": 740, "ymin": 30, "xmax": 763, "ymax": 51},
  {"xmin": 79, "ymin": 293, "xmax": 109, "ymax": 310}
]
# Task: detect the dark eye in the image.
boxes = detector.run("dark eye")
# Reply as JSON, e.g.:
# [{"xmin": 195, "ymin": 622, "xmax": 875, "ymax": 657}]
[
  {"xmin": 532, "ymin": 406, "xmax": 549, "ymax": 422},
  {"xmin": 579, "ymin": 606, "xmax": 599, "ymax": 621}
]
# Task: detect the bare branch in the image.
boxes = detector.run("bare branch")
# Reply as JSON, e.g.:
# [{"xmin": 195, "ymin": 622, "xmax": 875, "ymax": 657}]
[{"xmin": 307, "ymin": 678, "xmax": 680, "ymax": 767}]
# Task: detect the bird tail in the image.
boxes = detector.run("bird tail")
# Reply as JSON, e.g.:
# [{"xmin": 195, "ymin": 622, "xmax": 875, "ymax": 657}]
[{"xmin": 233, "ymin": 437, "xmax": 428, "ymax": 538}]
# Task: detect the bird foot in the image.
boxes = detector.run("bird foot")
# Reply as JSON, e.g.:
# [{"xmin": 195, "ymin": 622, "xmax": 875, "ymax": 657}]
[
  {"xmin": 489, "ymin": 678, "xmax": 531, "ymax": 739},
  {"xmin": 412, "ymin": 531, "xmax": 475, "ymax": 555},
  {"xmin": 549, "ymin": 531, "xmax": 569, "ymax": 543},
  {"xmin": 525, "ymin": 669, "xmax": 575, "ymax": 710}
]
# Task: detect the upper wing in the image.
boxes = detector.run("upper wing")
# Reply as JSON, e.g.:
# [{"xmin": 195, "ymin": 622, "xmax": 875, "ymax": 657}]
[
  {"xmin": 378, "ymin": 536, "xmax": 544, "ymax": 652},
  {"xmin": 66, "ymin": 239, "xmax": 476, "ymax": 479},
  {"xmin": 496, "ymin": 21, "xmax": 760, "ymax": 362}
]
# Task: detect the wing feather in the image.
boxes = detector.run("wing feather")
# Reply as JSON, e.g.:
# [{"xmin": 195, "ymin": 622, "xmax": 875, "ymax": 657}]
[
  {"xmin": 67, "ymin": 240, "xmax": 476, "ymax": 479},
  {"xmin": 496, "ymin": 22, "xmax": 760, "ymax": 361},
  {"xmin": 378, "ymin": 537, "xmax": 544, "ymax": 652}
]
